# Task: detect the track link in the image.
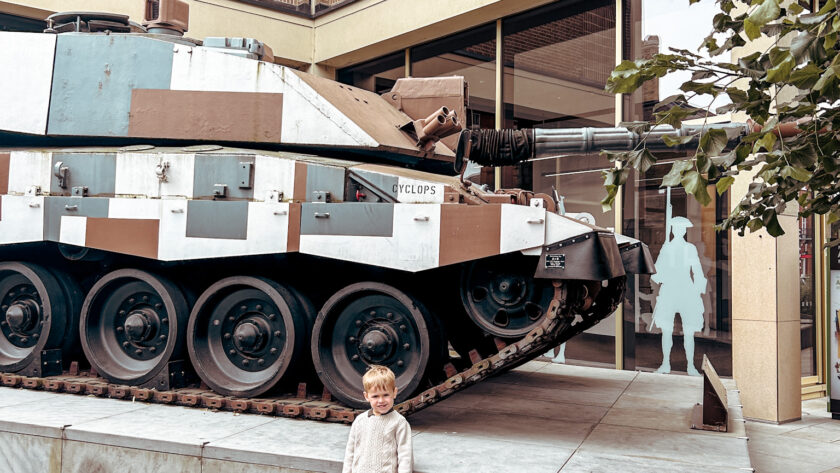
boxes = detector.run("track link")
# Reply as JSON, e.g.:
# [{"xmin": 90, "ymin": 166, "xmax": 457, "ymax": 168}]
[{"xmin": 0, "ymin": 279, "xmax": 623, "ymax": 424}]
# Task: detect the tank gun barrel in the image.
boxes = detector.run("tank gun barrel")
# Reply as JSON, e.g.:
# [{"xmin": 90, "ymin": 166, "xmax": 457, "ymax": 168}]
[{"xmin": 456, "ymin": 123, "xmax": 750, "ymax": 169}]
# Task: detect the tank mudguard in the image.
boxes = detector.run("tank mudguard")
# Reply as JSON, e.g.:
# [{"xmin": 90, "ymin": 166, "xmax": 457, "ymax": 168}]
[
  {"xmin": 615, "ymin": 234, "xmax": 656, "ymax": 275},
  {"xmin": 534, "ymin": 231, "xmax": 625, "ymax": 281}
]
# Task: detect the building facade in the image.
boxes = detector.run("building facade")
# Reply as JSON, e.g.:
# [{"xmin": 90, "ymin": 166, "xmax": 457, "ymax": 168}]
[{"xmin": 0, "ymin": 0, "xmax": 827, "ymax": 423}]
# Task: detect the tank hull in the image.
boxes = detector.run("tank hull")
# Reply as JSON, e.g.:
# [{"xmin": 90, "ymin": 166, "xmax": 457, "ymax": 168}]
[{"xmin": 0, "ymin": 25, "xmax": 653, "ymax": 416}]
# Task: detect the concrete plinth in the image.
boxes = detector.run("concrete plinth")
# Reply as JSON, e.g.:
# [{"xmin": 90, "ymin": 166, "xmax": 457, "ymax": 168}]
[{"xmin": 0, "ymin": 361, "xmax": 751, "ymax": 472}]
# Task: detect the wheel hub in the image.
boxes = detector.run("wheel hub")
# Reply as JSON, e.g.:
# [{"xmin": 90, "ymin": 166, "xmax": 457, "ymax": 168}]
[
  {"xmin": 123, "ymin": 309, "xmax": 158, "ymax": 343},
  {"xmin": 6, "ymin": 300, "xmax": 38, "ymax": 332},
  {"xmin": 490, "ymin": 275, "xmax": 526, "ymax": 306},
  {"xmin": 233, "ymin": 319, "xmax": 269, "ymax": 355},
  {"xmin": 359, "ymin": 325, "xmax": 396, "ymax": 363}
]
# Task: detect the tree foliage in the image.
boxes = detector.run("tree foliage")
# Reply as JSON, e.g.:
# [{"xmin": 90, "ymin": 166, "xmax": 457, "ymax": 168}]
[{"xmin": 602, "ymin": 0, "xmax": 840, "ymax": 240}]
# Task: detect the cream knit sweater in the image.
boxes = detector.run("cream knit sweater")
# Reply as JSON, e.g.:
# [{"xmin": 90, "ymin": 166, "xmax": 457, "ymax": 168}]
[{"xmin": 342, "ymin": 409, "xmax": 413, "ymax": 473}]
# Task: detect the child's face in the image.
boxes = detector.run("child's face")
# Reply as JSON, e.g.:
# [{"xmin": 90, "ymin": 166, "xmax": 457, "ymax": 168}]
[{"xmin": 363, "ymin": 385, "xmax": 397, "ymax": 415}]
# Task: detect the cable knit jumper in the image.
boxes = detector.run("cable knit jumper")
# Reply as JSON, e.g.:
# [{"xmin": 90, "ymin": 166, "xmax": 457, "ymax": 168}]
[{"xmin": 342, "ymin": 409, "xmax": 413, "ymax": 473}]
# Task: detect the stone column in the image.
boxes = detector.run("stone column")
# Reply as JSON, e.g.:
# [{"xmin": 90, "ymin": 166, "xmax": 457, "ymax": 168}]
[{"xmin": 730, "ymin": 172, "xmax": 801, "ymax": 423}]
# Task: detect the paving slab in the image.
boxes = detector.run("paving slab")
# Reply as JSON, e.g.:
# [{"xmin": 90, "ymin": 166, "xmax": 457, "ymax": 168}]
[
  {"xmin": 747, "ymin": 423, "xmax": 840, "ymax": 470},
  {"xmin": 412, "ymin": 434, "xmax": 575, "ymax": 473},
  {"xmin": 463, "ymin": 377, "xmax": 626, "ymax": 407},
  {"xmin": 747, "ymin": 452, "xmax": 835, "ymax": 473},
  {"xmin": 203, "ymin": 416, "xmax": 348, "ymax": 472},
  {"xmin": 575, "ymin": 424, "xmax": 752, "ymax": 470},
  {"xmin": 560, "ymin": 450, "xmax": 749, "ymax": 473},
  {"xmin": 409, "ymin": 404, "xmax": 595, "ymax": 449},
  {"xmin": 64, "ymin": 403, "xmax": 276, "ymax": 456},
  {"xmin": 743, "ymin": 414, "xmax": 834, "ymax": 437},
  {"xmin": 782, "ymin": 420, "xmax": 840, "ymax": 443},
  {"xmin": 433, "ymin": 391, "xmax": 610, "ymax": 424},
  {"xmin": 0, "ymin": 392, "xmax": 147, "ymax": 438},
  {"xmin": 0, "ymin": 387, "xmax": 59, "ymax": 408},
  {"xmin": 603, "ymin": 395, "xmax": 747, "ymax": 438}
]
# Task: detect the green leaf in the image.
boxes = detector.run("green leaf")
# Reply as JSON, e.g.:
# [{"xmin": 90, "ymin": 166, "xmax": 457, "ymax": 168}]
[
  {"xmin": 661, "ymin": 160, "xmax": 694, "ymax": 187},
  {"xmin": 814, "ymin": 66, "xmax": 840, "ymax": 93},
  {"xmin": 605, "ymin": 60, "xmax": 646, "ymax": 94},
  {"xmin": 679, "ymin": 80, "xmax": 721, "ymax": 96},
  {"xmin": 765, "ymin": 52, "xmax": 795, "ymax": 83},
  {"xmin": 631, "ymin": 149, "xmax": 657, "ymax": 173},
  {"xmin": 716, "ymin": 176, "xmax": 735, "ymax": 195},
  {"xmin": 789, "ymin": 63, "xmax": 822, "ymax": 89},
  {"xmin": 788, "ymin": 2, "xmax": 804, "ymax": 15},
  {"xmin": 726, "ymin": 87, "xmax": 749, "ymax": 105},
  {"xmin": 790, "ymin": 31, "xmax": 816, "ymax": 60},
  {"xmin": 696, "ymin": 152, "xmax": 711, "ymax": 173},
  {"xmin": 825, "ymin": 32, "xmax": 837, "ymax": 51},
  {"xmin": 691, "ymin": 70, "xmax": 717, "ymax": 80},
  {"xmin": 764, "ymin": 212, "xmax": 785, "ymax": 236},
  {"xmin": 780, "ymin": 165, "xmax": 813, "ymax": 182},
  {"xmin": 662, "ymin": 134, "xmax": 694, "ymax": 147},
  {"xmin": 654, "ymin": 94, "xmax": 687, "ymax": 111},
  {"xmin": 716, "ymin": 103, "xmax": 738, "ymax": 114},
  {"xmin": 754, "ymin": 132, "xmax": 778, "ymax": 152},
  {"xmin": 735, "ymin": 143, "xmax": 751, "ymax": 165},
  {"xmin": 748, "ymin": 0, "xmax": 781, "ymax": 27},
  {"xmin": 601, "ymin": 185, "xmax": 619, "ymax": 212},
  {"xmin": 619, "ymin": 121, "xmax": 651, "ymax": 135},
  {"xmin": 747, "ymin": 218, "xmax": 764, "ymax": 232},
  {"xmin": 817, "ymin": 0, "xmax": 835, "ymax": 15},
  {"xmin": 600, "ymin": 150, "xmax": 631, "ymax": 164},
  {"xmin": 744, "ymin": 18, "xmax": 761, "ymax": 39},
  {"xmin": 681, "ymin": 170, "xmax": 712, "ymax": 206},
  {"xmin": 654, "ymin": 105, "xmax": 694, "ymax": 129},
  {"xmin": 602, "ymin": 167, "xmax": 630, "ymax": 186},
  {"xmin": 699, "ymin": 128, "xmax": 730, "ymax": 156}
]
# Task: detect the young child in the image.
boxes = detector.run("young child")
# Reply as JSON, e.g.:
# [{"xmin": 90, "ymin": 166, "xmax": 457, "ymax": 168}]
[{"xmin": 342, "ymin": 365, "xmax": 413, "ymax": 473}]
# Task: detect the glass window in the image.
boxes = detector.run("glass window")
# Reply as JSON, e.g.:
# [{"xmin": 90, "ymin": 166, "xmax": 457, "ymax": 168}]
[
  {"xmin": 622, "ymin": 0, "xmax": 732, "ymax": 376},
  {"xmin": 622, "ymin": 162, "xmax": 731, "ymax": 376},
  {"xmin": 800, "ymin": 215, "xmax": 817, "ymax": 377},
  {"xmin": 540, "ymin": 153, "xmax": 619, "ymax": 368},
  {"xmin": 504, "ymin": 1, "xmax": 618, "ymax": 367},
  {"xmin": 410, "ymin": 24, "xmax": 497, "ymax": 130},
  {"xmin": 337, "ymin": 51, "xmax": 405, "ymax": 95},
  {"xmin": 503, "ymin": 0, "xmax": 616, "ymax": 131}
]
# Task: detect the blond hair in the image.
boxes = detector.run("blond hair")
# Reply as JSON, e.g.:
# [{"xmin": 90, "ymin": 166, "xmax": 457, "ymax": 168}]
[{"xmin": 362, "ymin": 365, "xmax": 396, "ymax": 393}]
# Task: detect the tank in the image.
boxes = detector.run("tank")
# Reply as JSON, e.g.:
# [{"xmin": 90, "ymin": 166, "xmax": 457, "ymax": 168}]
[{"xmin": 0, "ymin": 4, "xmax": 656, "ymax": 419}]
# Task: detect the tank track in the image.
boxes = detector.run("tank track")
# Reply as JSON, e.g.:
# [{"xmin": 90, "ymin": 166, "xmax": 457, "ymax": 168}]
[{"xmin": 0, "ymin": 279, "xmax": 624, "ymax": 424}]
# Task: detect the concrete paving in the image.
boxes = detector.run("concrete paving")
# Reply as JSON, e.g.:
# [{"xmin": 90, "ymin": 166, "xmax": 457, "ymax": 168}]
[
  {"xmin": 0, "ymin": 361, "xmax": 753, "ymax": 472},
  {"xmin": 746, "ymin": 397, "xmax": 840, "ymax": 473}
]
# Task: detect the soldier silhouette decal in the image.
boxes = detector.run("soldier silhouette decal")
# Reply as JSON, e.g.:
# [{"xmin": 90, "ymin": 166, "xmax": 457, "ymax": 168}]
[{"xmin": 651, "ymin": 187, "xmax": 707, "ymax": 376}]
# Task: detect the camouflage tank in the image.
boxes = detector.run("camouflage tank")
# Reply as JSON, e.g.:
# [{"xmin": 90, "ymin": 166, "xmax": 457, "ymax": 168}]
[{"xmin": 0, "ymin": 2, "xmax": 656, "ymax": 416}]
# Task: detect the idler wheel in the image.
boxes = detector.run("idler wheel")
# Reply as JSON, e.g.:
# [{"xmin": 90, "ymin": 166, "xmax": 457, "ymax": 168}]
[
  {"xmin": 80, "ymin": 269, "xmax": 188, "ymax": 386},
  {"xmin": 570, "ymin": 277, "xmax": 627, "ymax": 329},
  {"xmin": 0, "ymin": 262, "xmax": 80, "ymax": 373},
  {"xmin": 311, "ymin": 282, "xmax": 442, "ymax": 409},
  {"xmin": 187, "ymin": 277, "xmax": 309, "ymax": 397},
  {"xmin": 460, "ymin": 255, "xmax": 555, "ymax": 338}
]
